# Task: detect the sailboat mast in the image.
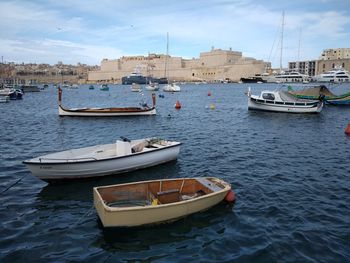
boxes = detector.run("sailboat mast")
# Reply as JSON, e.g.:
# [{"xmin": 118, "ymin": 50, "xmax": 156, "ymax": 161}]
[
  {"xmin": 297, "ymin": 28, "xmax": 301, "ymax": 72},
  {"xmin": 279, "ymin": 11, "xmax": 284, "ymax": 72},
  {"xmin": 164, "ymin": 32, "xmax": 169, "ymax": 78}
]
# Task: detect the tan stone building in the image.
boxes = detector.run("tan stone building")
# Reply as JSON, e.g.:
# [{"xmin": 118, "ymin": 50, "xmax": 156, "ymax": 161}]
[
  {"xmin": 316, "ymin": 48, "xmax": 350, "ymax": 74},
  {"xmin": 88, "ymin": 48, "xmax": 270, "ymax": 83}
]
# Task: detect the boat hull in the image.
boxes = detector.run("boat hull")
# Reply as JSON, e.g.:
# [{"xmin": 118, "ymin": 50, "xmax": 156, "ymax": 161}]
[
  {"xmin": 24, "ymin": 143, "xmax": 180, "ymax": 182},
  {"xmin": 93, "ymin": 177, "xmax": 231, "ymax": 227},
  {"xmin": 59, "ymin": 105, "xmax": 156, "ymax": 116},
  {"xmin": 122, "ymin": 76, "xmax": 168, "ymax": 85},
  {"xmin": 248, "ymin": 97, "xmax": 323, "ymax": 113}
]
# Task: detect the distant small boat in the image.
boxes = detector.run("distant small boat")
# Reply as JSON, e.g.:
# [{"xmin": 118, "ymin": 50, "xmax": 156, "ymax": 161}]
[
  {"xmin": 21, "ymin": 85, "xmax": 40, "ymax": 92},
  {"xmin": 23, "ymin": 137, "xmax": 181, "ymax": 183},
  {"xmin": 0, "ymin": 88, "xmax": 23, "ymax": 100},
  {"xmin": 163, "ymin": 83, "xmax": 181, "ymax": 92},
  {"xmin": 94, "ymin": 177, "xmax": 234, "ymax": 227},
  {"xmin": 246, "ymin": 87, "xmax": 323, "ymax": 113},
  {"xmin": 240, "ymin": 76, "xmax": 266, "ymax": 83},
  {"xmin": 89, "ymin": 85, "xmax": 95, "ymax": 90},
  {"xmin": 145, "ymin": 82, "xmax": 159, "ymax": 91},
  {"xmin": 61, "ymin": 84, "xmax": 71, "ymax": 89},
  {"xmin": 288, "ymin": 85, "xmax": 350, "ymax": 105},
  {"xmin": 100, "ymin": 84, "xmax": 109, "ymax": 91},
  {"xmin": 57, "ymin": 87, "xmax": 156, "ymax": 116},
  {"xmin": 131, "ymin": 83, "xmax": 142, "ymax": 92}
]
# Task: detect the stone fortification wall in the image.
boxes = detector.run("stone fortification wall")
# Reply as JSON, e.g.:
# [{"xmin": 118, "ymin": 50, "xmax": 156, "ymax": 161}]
[{"xmin": 88, "ymin": 48, "xmax": 269, "ymax": 82}]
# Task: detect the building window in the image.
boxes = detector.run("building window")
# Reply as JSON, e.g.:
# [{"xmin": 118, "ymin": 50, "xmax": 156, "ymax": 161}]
[
  {"xmin": 342, "ymin": 63, "xmax": 345, "ymax": 68},
  {"xmin": 323, "ymin": 64, "xmax": 325, "ymax": 69},
  {"xmin": 192, "ymin": 73, "xmax": 195, "ymax": 76},
  {"xmin": 332, "ymin": 63, "xmax": 335, "ymax": 68}
]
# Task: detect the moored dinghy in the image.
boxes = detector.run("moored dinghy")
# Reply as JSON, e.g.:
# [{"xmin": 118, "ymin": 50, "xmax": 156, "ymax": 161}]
[
  {"xmin": 23, "ymin": 137, "xmax": 181, "ymax": 183},
  {"xmin": 246, "ymin": 87, "xmax": 324, "ymax": 113},
  {"xmin": 93, "ymin": 177, "xmax": 235, "ymax": 227}
]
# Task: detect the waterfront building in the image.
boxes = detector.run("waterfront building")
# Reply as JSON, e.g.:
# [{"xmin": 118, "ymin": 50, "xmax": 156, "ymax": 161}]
[
  {"xmin": 288, "ymin": 61, "xmax": 316, "ymax": 76},
  {"xmin": 319, "ymin": 48, "xmax": 350, "ymax": 60},
  {"xmin": 288, "ymin": 48, "xmax": 350, "ymax": 76},
  {"xmin": 88, "ymin": 48, "xmax": 270, "ymax": 83}
]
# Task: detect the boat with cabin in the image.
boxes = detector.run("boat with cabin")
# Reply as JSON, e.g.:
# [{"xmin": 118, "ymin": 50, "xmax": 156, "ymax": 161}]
[
  {"xmin": 122, "ymin": 67, "xmax": 168, "ymax": 85},
  {"xmin": 265, "ymin": 71, "xmax": 310, "ymax": 83},
  {"xmin": 246, "ymin": 87, "xmax": 323, "ymax": 113},
  {"xmin": 93, "ymin": 177, "xmax": 234, "ymax": 227},
  {"xmin": 312, "ymin": 68, "xmax": 350, "ymax": 83},
  {"xmin": 23, "ymin": 137, "xmax": 181, "ymax": 183},
  {"xmin": 163, "ymin": 83, "xmax": 181, "ymax": 92}
]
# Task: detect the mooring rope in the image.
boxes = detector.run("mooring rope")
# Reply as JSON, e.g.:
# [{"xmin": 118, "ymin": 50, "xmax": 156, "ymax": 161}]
[{"xmin": 0, "ymin": 175, "xmax": 25, "ymax": 195}]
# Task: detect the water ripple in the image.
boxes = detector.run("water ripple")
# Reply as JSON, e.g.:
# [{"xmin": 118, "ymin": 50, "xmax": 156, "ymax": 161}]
[{"xmin": 1, "ymin": 84, "xmax": 350, "ymax": 262}]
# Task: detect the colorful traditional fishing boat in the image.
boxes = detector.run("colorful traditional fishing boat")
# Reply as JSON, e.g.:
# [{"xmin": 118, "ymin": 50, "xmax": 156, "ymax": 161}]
[
  {"xmin": 57, "ymin": 87, "xmax": 156, "ymax": 116},
  {"xmin": 288, "ymin": 85, "xmax": 350, "ymax": 105}
]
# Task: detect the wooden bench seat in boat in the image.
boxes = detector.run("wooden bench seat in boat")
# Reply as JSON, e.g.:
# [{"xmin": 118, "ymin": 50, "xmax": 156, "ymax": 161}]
[
  {"xmin": 195, "ymin": 177, "xmax": 223, "ymax": 192},
  {"xmin": 156, "ymin": 189, "xmax": 181, "ymax": 204}
]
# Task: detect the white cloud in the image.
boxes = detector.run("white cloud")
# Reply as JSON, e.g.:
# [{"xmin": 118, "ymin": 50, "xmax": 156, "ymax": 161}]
[{"xmin": 0, "ymin": 0, "xmax": 349, "ymax": 67}]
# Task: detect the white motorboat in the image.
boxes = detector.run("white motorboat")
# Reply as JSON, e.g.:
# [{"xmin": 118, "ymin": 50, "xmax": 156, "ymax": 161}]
[
  {"xmin": 131, "ymin": 83, "xmax": 142, "ymax": 92},
  {"xmin": 163, "ymin": 83, "xmax": 181, "ymax": 92},
  {"xmin": 94, "ymin": 177, "xmax": 235, "ymax": 227},
  {"xmin": 145, "ymin": 82, "xmax": 159, "ymax": 91},
  {"xmin": 23, "ymin": 137, "xmax": 181, "ymax": 183},
  {"xmin": 312, "ymin": 68, "xmax": 350, "ymax": 83},
  {"xmin": 246, "ymin": 87, "xmax": 323, "ymax": 113},
  {"xmin": 265, "ymin": 71, "xmax": 310, "ymax": 83}
]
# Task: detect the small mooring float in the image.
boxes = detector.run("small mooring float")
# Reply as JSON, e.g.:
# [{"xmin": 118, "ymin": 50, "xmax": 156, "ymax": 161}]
[{"xmin": 175, "ymin": 100, "xmax": 181, "ymax": 109}]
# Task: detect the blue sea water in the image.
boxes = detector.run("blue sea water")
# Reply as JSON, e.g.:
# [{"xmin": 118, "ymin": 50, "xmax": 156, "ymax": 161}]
[{"xmin": 0, "ymin": 83, "xmax": 350, "ymax": 262}]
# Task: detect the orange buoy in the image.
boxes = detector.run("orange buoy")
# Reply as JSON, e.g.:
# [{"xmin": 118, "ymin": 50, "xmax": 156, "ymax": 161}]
[
  {"xmin": 175, "ymin": 100, "xmax": 181, "ymax": 109},
  {"xmin": 345, "ymin": 123, "xmax": 350, "ymax": 135},
  {"xmin": 208, "ymin": 91, "xmax": 211, "ymax": 96},
  {"xmin": 225, "ymin": 190, "xmax": 236, "ymax": 202}
]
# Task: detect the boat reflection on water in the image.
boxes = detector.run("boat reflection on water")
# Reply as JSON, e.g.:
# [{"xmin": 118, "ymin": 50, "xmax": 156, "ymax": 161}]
[
  {"xmin": 37, "ymin": 160, "xmax": 181, "ymax": 202},
  {"xmin": 97, "ymin": 201, "xmax": 236, "ymax": 251}
]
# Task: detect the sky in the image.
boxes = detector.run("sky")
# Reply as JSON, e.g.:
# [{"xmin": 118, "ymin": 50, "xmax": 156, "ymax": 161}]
[{"xmin": 0, "ymin": 0, "xmax": 350, "ymax": 68}]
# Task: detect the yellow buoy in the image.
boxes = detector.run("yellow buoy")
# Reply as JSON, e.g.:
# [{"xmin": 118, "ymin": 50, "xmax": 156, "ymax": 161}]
[{"xmin": 210, "ymin": 103, "xmax": 215, "ymax": 110}]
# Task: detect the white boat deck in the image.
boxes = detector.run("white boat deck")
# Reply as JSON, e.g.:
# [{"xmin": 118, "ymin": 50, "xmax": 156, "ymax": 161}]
[{"xmin": 31, "ymin": 139, "xmax": 176, "ymax": 163}]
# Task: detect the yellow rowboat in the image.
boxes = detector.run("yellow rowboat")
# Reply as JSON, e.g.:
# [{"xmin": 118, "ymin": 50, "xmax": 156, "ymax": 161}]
[{"xmin": 93, "ymin": 177, "xmax": 235, "ymax": 228}]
